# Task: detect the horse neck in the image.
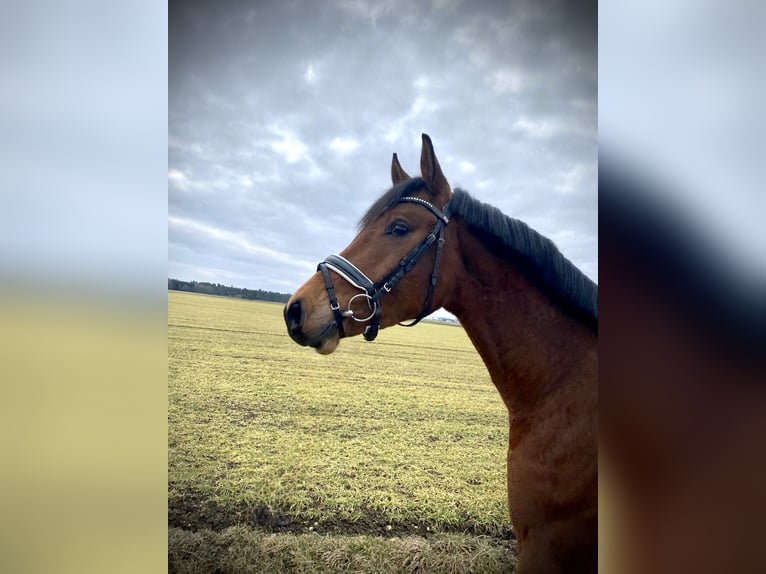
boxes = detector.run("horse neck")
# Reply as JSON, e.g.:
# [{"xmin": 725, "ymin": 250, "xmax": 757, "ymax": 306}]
[{"xmin": 444, "ymin": 222, "xmax": 597, "ymax": 413}]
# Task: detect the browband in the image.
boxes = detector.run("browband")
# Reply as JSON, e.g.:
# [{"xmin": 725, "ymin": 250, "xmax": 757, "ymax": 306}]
[{"xmin": 399, "ymin": 197, "xmax": 449, "ymax": 224}]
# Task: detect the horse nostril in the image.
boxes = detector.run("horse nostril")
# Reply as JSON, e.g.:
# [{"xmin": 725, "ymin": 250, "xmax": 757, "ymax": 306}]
[{"xmin": 285, "ymin": 300, "xmax": 303, "ymax": 331}]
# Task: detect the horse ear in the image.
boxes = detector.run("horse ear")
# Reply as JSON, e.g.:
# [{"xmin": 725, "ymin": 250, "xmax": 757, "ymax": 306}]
[
  {"xmin": 420, "ymin": 133, "xmax": 450, "ymax": 198},
  {"xmin": 391, "ymin": 153, "xmax": 411, "ymax": 185}
]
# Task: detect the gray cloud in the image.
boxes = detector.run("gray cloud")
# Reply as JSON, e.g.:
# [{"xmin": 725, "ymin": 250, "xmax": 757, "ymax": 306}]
[{"xmin": 169, "ymin": 0, "xmax": 597, "ymax": 296}]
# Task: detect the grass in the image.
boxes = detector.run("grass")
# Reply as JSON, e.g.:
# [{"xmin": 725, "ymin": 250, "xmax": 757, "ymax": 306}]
[
  {"xmin": 168, "ymin": 291, "xmax": 515, "ymax": 572},
  {"xmin": 169, "ymin": 526, "xmax": 516, "ymax": 574}
]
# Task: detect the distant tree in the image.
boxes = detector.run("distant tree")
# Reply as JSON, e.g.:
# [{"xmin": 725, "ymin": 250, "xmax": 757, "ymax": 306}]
[{"xmin": 168, "ymin": 278, "xmax": 291, "ymax": 303}]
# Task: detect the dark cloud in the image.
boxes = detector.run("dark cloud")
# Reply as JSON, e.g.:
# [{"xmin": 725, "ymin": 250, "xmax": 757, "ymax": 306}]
[{"xmin": 169, "ymin": 0, "xmax": 598, "ymax": 295}]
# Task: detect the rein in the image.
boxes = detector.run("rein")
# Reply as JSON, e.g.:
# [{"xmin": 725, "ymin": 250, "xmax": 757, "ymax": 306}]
[{"xmin": 317, "ymin": 196, "xmax": 450, "ymax": 342}]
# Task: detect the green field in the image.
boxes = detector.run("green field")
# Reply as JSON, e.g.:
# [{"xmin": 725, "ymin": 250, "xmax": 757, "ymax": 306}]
[{"xmin": 169, "ymin": 291, "xmax": 517, "ymax": 572}]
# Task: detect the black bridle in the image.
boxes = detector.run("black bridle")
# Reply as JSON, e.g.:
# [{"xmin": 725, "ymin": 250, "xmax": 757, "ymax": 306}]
[{"xmin": 317, "ymin": 196, "xmax": 450, "ymax": 342}]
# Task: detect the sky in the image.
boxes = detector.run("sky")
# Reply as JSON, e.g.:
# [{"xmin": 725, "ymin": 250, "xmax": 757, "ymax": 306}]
[{"xmin": 169, "ymin": 0, "xmax": 598, "ymax": 306}]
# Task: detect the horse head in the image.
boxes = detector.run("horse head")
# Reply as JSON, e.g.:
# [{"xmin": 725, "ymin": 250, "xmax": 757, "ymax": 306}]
[{"xmin": 284, "ymin": 134, "xmax": 458, "ymax": 354}]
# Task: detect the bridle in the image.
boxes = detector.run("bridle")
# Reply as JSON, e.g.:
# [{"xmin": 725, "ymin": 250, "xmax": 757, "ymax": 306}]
[{"xmin": 317, "ymin": 196, "xmax": 451, "ymax": 342}]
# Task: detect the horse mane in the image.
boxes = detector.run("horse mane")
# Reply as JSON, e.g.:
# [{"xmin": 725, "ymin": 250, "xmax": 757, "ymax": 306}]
[{"xmin": 449, "ymin": 188, "xmax": 598, "ymax": 330}]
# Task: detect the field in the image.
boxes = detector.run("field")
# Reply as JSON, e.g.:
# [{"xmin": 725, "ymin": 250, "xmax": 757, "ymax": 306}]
[{"xmin": 169, "ymin": 291, "xmax": 517, "ymax": 572}]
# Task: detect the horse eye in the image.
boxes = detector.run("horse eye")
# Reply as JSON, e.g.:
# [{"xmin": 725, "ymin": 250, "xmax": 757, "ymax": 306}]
[{"xmin": 387, "ymin": 222, "xmax": 410, "ymax": 237}]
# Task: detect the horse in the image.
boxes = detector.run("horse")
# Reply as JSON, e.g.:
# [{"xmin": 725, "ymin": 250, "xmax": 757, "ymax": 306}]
[{"xmin": 284, "ymin": 134, "xmax": 598, "ymax": 573}]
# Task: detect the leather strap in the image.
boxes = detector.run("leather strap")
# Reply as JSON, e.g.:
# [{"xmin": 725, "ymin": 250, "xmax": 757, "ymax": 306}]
[{"xmin": 318, "ymin": 261, "xmax": 345, "ymax": 338}]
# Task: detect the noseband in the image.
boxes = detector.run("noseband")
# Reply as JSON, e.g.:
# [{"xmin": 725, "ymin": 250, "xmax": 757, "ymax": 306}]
[{"xmin": 317, "ymin": 196, "xmax": 450, "ymax": 342}]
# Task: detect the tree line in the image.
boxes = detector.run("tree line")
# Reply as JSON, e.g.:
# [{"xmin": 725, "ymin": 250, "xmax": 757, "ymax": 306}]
[{"xmin": 168, "ymin": 278, "xmax": 291, "ymax": 303}]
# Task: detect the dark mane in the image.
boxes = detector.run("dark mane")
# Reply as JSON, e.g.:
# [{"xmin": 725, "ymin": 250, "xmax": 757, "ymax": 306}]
[
  {"xmin": 358, "ymin": 178, "xmax": 427, "ymax": 230},
  {"xmin": 449, "ymin": 188, "xmax": 598, "ymax": 329}
]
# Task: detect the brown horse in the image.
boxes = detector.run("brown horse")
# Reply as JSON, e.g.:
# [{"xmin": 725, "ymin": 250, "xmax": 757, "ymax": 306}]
[{"xmin": 284, "ymin": 134, "xmax": 598, "ymax": 573}]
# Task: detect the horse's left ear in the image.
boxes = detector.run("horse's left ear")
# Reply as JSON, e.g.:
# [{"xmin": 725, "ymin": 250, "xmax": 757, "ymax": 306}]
[
  {"xmin": 391, "ymin": 153, "xmax": 411, "ymax": 185},
  {"xmin": 420, "ymin": 133, "xmax": 451, "ymax": 199}
]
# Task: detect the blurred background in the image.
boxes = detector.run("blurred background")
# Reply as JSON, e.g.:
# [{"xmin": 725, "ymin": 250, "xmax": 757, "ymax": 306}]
[
  {"xmin": 0, "ymin": 1, "xmax": 167, "ymax": 572},
  {"xmin": 600, "ymin": 1, "xmax": 766, "ymax": 572}
]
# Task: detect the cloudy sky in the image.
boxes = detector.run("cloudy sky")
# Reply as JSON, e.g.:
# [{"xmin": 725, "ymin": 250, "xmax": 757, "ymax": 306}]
[{"xmin": 169, "ymin": 0, "xmax": 597, "ymax": 302}]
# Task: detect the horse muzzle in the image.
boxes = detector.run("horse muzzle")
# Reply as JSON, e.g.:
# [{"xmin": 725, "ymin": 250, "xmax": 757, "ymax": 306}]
[{"xmin": 283, "ymin": 299, "xmax": 340, "ymax": 354}]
